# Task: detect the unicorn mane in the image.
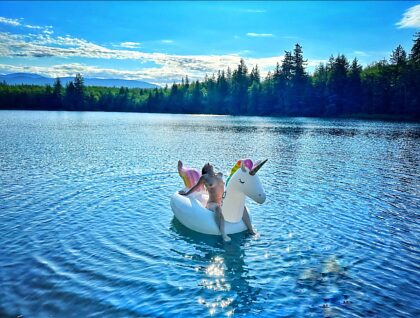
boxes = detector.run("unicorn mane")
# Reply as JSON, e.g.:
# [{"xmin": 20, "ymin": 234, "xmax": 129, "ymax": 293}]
[{"xmin": 225, "ymin": 158, "xmax": 254, "ymax": 187}]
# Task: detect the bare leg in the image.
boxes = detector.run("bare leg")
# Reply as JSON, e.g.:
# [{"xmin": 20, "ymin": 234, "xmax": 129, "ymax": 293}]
[
  {"xmin": 242, "ymin": 206, "xmax": 256, "ymax": 235},
  {"xmin": 215, "ymin": 206, "xmax": 231, "ymax": 242}
]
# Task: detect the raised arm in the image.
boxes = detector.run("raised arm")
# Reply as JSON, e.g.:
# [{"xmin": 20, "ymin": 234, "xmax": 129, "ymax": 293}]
[{"xmin": 179, "ymin": 176, "xmax": 205, "ymax": 195}]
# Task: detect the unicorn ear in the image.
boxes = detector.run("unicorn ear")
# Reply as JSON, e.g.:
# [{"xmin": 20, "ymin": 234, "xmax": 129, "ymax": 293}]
[{"xmin": 240, "ymin": 161, "xmax": 247, "ymax": 172}]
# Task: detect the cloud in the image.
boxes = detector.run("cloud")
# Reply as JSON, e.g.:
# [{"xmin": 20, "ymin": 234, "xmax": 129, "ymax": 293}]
[
  {"xmin": 0, "ymin": 16, "xmax": 53, "ymax": 34},
  {"xmin": 0, "ymin": 31, "xmax": 280, "ymax": 70},
  {"xmin": 0, "ymin": 61, "xmax": 232, "ymax": 86},
  {"xmin": 0, "ymin": 20, "xmax": 325, "ymax": 85},
  {"xmin": 246, "ymin": 32, "xmax": 274, "ymax": 37},
  {"xmin": 160, "ymin": 39, "xmax": 174, "ymax": 44},
  {"xmin": 353, "ymin": 50, "xmax": 369, "ymax": 57},
  {"xmin": 244, "ymin": 9, "xmax": 266, "ymax": 13},
  {"xmin": 0, "ymin": 17, "xmax": 21, "ymax": 27},
  {"xmin": 0, "ymin": 58, "xmax": 326, "ymax": 86},
  {"xmin": 396, "ymin": 4, "xmax": 420, "ymax": 28},
  {"xmin": 120, "ymin": 41, "xmax": 141, "ymax": 49}
]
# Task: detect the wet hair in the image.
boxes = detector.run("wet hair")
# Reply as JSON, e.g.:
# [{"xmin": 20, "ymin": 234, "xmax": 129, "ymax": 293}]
[{"xmin": 202, "ymin": 163, "xmax": 211, "ymax": 175}]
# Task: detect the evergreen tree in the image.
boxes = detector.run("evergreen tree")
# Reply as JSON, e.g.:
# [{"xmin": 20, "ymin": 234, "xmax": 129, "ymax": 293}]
[
  {"xmin": 190, "ymin": 80, "xmax": 202, "ymax": 113},
  {"xmin": 409, "ymin": 32, "xmax": 420, "ymax": 64},
  {"xmin": 231, "ymin": 59, "xmax": 249, "ymax": 114},
  {"xmin": 327, "ymin": 54, "xmax": 349, "ymax": 115},
  {"xmin": 64, "ymin": 81, "xmax": 76, "ymax": 110},
  {"xmin": 216, "ymin": 70, "xmax": 229, "ymax": 114},
  {"xmin": 292, "ymin": 43, "xmax": 307, "ymax": 80},
  {"xmin": 279, "ymin": 51, "xmax": 294, "ymax": 114},
  {"xmin": 73, "ymin": 73, "xmax": 85, "ymax": 110},
  {"xmin": 1, "ymin": 34, "xmax": 419, "ymax": 119},
  {"xmin": 390, "ymin": 45, "xmax": 407, "ymax": 66},
  {"xmin": 250, "ymin": 65, "xmax": 261, "ymax": 84},
  {"xmin": 347, "ymin": 58, "xmax": 363, "ymax": 114},
  {"xmin": 52, "ymin": 77, "xmax": 63, "ymax": 109},
  {"xmin": 281, "ymin": 51, "xmax": 293, "ymax": 82},
  {"xmin": 312, "ymin": 63, "xmax": 328, "ymax": 115},
  {"xmin": 291, "ymin": 43, "xmax": 308, "ymax": 114},
  {"xmin": 248, "ymin": 81, "xmax": 260, "ymax": 115}
]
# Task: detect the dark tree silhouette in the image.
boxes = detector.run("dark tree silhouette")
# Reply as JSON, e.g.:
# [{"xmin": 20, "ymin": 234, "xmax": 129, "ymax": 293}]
[{"xmin": 0, "ymin": 36, "xmax": 419, "ymax": 119}]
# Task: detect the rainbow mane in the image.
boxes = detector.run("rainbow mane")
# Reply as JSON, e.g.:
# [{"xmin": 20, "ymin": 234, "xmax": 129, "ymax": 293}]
[{"xmin": 225, "ymin": 158, "xmax": 254, "ymax": 187}]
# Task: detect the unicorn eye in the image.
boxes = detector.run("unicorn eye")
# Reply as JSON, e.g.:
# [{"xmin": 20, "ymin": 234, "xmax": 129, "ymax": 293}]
[{"xmin": 239, "ymin": 179, "xmax": 245, "ymax": 184}]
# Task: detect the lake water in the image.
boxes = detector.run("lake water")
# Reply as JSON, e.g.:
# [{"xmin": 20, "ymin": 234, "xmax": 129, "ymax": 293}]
[{"xmin": 0, "ymin": 110, "xmax": 419, "ymax": 317}]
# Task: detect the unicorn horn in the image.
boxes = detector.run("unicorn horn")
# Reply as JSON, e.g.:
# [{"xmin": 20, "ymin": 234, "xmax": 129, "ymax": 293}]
[{"xmin": 250, "ymin": 159, "xmax": 268, "ymax": 175}]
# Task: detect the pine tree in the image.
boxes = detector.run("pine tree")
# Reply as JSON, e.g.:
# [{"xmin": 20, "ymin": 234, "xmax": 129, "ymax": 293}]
[
  {"xmin": 390, "ymin": 45, "xmax": 407, "ymax": 66},
  {"xmin": 64, "ymin": 81, "xmax": 76, "ymax": 110},
  {"xmin": 312, "ymin": 63, "xmax": 328, "ymax": 115},
  {"xmin": 292, "ymin": 43, "xmax": 307, "ymax": 80},
  {"xmin": 231, "ymin": 59, "xmax": 249, "ymax": 114},
  {"xmin": 409, "ymin": 32, "xmax": 420, "ymax": 64},
  {"xmin": 347, "ymin": 58, "xmax": 363, "ymax": 114},
  {"xmin": 291, "ymin": 43, "xmax": 308, "ymax": 114},
  {"xmin": 191, "ymin": 80, "xmax": 202, "ymax": 113},
  {"xmin": 281, "ymin": 51, "xmax": 294, "ymax": 114},
  {"xmin": 281, "ymin": 51, "xmax": 293, "ymax": 81},
  {"xmin": 327, "ymin": 54, "xmax": 349, "ymax": 115},
  {"xmin": 73, "ymin": 73, "xmax": 85, "ymax": 110},
  {"xmin": 250, "ymin": 65, "xmax": 261, "ymax": 84},
  {"xmin": 52, "ymin": 77, "xmax": 63, "ymax": 108}
]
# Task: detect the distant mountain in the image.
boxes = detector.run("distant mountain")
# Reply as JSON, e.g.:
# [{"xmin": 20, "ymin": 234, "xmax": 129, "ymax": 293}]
[{"xmin": 0, "ymin": 73, "xmax": 159, "ymax": 88}]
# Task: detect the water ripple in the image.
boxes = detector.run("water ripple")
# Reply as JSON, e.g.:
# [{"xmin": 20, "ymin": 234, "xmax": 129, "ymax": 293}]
[{"xmin": 0, "ymin": 111, "xmax": 419, "ymax": 317}]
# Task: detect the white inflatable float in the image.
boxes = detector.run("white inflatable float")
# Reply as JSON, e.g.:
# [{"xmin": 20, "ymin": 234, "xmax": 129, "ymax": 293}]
[{"xmin": 171, "ymin": 159, "xmax": 267, "ymax": 235}]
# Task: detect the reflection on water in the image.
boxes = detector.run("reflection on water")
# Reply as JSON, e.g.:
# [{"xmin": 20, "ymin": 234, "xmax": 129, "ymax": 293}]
[
  {"xmin": 0, "ymin": 111, "xmax": 419, "ymax": 317},
  {"xmin": 171, "ymin": 218, "xmax": 260, "ymax": 317}
]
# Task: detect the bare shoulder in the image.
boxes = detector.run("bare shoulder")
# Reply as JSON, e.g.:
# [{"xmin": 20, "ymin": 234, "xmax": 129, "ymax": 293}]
[{"xmin": 200, "ymin": 174, "xmax": 209, "ymax": 183}]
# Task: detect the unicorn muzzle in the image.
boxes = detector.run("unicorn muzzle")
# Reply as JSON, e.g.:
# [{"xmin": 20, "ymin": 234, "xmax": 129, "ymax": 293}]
[{"xmin": 256, "ymin": 192, "xmax": 266, "ymax": 204}]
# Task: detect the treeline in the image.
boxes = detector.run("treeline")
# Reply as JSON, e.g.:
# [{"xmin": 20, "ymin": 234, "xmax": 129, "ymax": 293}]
[{"xmin": 1, "ymin": 33, "xmax": 419, "ymax": 118}]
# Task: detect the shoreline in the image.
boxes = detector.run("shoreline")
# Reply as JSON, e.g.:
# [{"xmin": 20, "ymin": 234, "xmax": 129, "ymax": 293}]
[{"xmin": 1, "ymin": 108, "xmax": 419, "ymax": 123}]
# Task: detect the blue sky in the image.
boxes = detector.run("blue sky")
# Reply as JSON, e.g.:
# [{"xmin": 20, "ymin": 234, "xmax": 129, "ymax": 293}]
[{"xmin": 0, "ymin": 1, "xmax": 419, "ymax": 85}]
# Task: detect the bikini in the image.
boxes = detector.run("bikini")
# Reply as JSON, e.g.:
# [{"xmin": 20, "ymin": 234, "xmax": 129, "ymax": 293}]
[{"xmin": 205, "ymin": 175, "xmax": 224, "ymax": 212}]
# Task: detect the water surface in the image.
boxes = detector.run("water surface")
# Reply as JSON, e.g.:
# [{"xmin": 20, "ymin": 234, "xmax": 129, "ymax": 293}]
[{"xmin": 0, "ymin": 111, "xmax": 419, "ymax": 317}]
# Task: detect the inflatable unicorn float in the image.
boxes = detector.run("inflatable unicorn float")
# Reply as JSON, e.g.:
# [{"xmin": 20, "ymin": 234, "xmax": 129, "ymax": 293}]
[{"xmin": 171, "ymin": 159, "xmax": 267, "ymax": 235}]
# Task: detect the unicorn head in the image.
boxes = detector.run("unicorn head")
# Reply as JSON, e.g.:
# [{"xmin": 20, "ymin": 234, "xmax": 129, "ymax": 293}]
[
  {"xmin": 226, "ymin": 159, "xmax": 267, "ymax": 203},
  {"xmin": 222, "ymin": 159, "xmax": 267, "ymax": 222}
]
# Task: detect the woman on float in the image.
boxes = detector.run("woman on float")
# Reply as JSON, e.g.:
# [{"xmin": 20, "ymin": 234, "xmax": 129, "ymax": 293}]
[{"xmin": 178, "ymin": 161, "xmax": 255, "ymax": 242}]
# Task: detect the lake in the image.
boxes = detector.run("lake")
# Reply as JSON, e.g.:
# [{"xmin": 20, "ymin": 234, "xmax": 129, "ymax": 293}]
[{"xmin": 0, "ymin": 110, "xmax": 419, "ymax": 317}]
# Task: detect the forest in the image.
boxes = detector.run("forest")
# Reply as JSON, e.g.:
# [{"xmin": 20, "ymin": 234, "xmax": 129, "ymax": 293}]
[{"xmin": 0, "ymin": 33, "xmax": 419, "ymax": 119}]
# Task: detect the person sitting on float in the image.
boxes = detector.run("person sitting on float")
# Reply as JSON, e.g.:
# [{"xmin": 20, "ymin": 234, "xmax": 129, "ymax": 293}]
[{"xmin": 178, "ymin": 161, "xmax": 255, "ymax": 242}]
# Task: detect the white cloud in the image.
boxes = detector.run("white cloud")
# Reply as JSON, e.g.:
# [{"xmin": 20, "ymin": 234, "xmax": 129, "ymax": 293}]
[
  {"xmin": 0, "ymin": 16, "xmax": 54, "ymax": 34},
  {"xmin": 25, "ymin": 24, "xmax": 44, "ymax": 30},
  {"xmin": 0, "ymin": 31, "xmax": 281, "ymax": 69},
  {"xmin": 353, "ymin": 50, "xmax": 369, "ymax": 57},
  {"xmin": 244, "ymin": 9, "xmax": 266, "ymax": 13},
  {"xmin": 396, "ymin": 4, "xmax": 420, "ymax": 28},
  {"xmin": 161, "ymin": 39, "xmax": 174, "ymax": 44},
  {"xmin": 246, "ymin": 32, "xmax": 274, "ymax": 37},
  {"xmin": 0, "ymin": 24, "xmax": 325, "ymax": 85},
  {"xmin": 0, "ymin": 17, "xmax": 21, "ymax": 26},
  {"xmin": 0, "ymin": 62, "xmax": 218, "ymax": 86},
  {"xmin": 0, "ymin": 58, "xmax": 327, "ymax": 86},
  {"xmin": 120, "ymin": 41, "xmax": 141, "ymax": 49}
]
